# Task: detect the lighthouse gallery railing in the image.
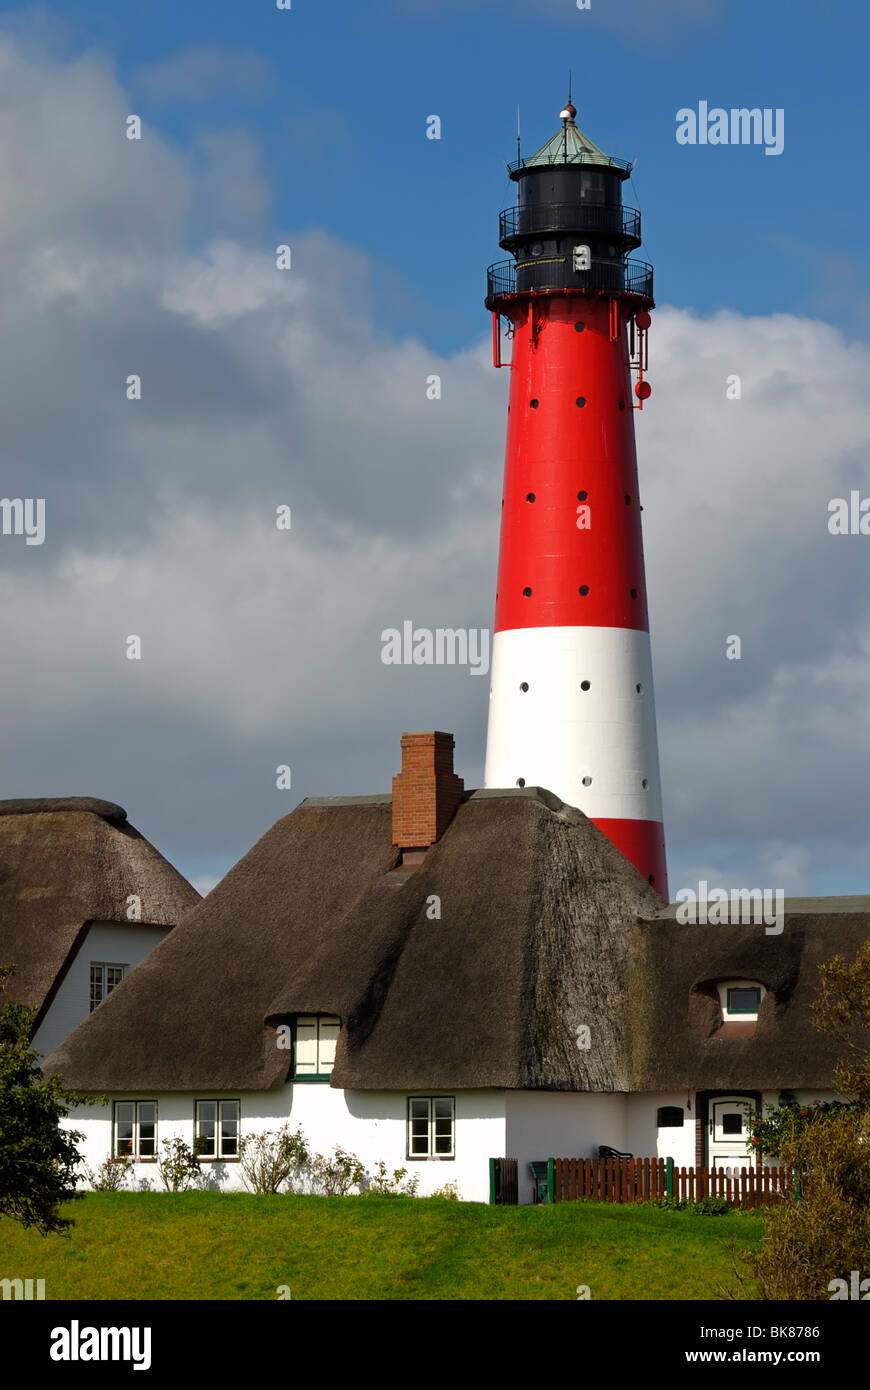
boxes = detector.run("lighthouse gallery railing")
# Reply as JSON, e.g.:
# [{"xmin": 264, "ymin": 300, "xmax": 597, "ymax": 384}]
[
  {"xmin": 499, "ymin": 201, "xmax": 641, "ymax": 245},
  {"xmin": 486, "ymin": 257, "xmax": 654, "ymax": 307}
]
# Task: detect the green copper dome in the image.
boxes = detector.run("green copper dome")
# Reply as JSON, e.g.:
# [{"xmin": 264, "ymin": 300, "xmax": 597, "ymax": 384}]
[{"xmin": 515, "ymin": 106, "xmax": 632, "ymax": 173}]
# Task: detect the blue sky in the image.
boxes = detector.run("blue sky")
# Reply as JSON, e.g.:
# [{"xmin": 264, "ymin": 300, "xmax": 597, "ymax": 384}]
[
  {"xmin": 1, "ymin": 0, "xmax": 869, "ymax": 898},
  {"xmin": 16, "ymin": 0, "xmax": 869, "ymax": 351}
]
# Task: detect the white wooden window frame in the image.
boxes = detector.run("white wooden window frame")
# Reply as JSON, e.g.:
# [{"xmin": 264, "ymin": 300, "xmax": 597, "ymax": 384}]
[
  {"xmin": 89, "ymin": 961, "xmax": 128, "ymax": 1012},
  {"xmin": 407, "ymin": 1096, "xmax": 455, "ymax": 1160},
  {"xmin": 195, "ymin": 1100, "xmax": 240, "ymax": 1160},
  {"xmin": 293, "ymin": 1015, "xmax": 340, "ymax": 1079},
  {"xmin": 113, "ymin": 1100, "xmax": 157, "ymax": 1159}
]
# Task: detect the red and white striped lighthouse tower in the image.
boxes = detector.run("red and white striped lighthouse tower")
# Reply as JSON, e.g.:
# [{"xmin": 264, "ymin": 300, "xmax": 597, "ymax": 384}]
[{"xmin": 484, "ymin": 99, "xmax": 668, "ymax": 898}]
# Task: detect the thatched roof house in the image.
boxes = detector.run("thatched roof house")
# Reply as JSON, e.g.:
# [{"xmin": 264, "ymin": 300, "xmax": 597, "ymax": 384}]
[
  {"xmin": 43, "ymin": 745, "xmax": 870, "ymax": 1098},
  {"xmin": 0, "ymin": 797, "xmax": 199, "ymax": 1035}
]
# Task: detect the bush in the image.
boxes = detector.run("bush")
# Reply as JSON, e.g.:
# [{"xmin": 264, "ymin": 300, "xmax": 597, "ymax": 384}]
[
  {"xmin": 654, "ymin": 1195, "xmax": 731, "ymax": 1216},
  {"xmin": 428, "ymin": 1182, "xmax": 460, "ymax": 1201},
  {"xmin": 85, "ymin": 1155, "xmax": 134, "ymax": 1192},
  {"xmin": 363, "ymin": 1161, "xmax": 420, "ymax": 1197},
  {"xmin": 239, "ymin": 1125, "xmax": 310, "ymax": 1195},
  {"xmin": 157, "ymin": 1136, "xmax": 203, "ymax": 1193},
  {"xmin": 747, "ymin": 1098, "xmax": 865, "ymax": 1159},
  {"xmin": 0, "ymin": 963, "xmax": 100, "ymax": 1233},
  {"xmin": 753, "ymin": 1109, "xmax": 870, "ymax": 1299},
  {"xmin": 309, "ymin": 1146, "xmax": 366, "ymax": 1196}
]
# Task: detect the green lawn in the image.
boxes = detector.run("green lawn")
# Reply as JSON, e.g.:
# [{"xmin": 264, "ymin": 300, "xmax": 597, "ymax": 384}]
[{"xmin": 0, "ymin": 1193, "xmax": 763, "ymax": 1300}]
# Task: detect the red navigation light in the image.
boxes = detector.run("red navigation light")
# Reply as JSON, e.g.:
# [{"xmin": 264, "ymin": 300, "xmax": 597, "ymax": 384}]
[{"xmin": 635, "ymin": 380, "xmax": 652, "ymax": 400}]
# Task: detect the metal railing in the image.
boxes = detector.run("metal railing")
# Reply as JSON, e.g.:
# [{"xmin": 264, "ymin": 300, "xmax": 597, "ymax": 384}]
[
  {"xmin": 485, "ymin": 257, "xmax": 654, "ymax": 307},
  {"xmin": 509, "ymin": 151, "xmax": 632, "ymax": 174},
  {"xmin": 499, "ymin": 201, "xmax": 641, "ymax": 244}
]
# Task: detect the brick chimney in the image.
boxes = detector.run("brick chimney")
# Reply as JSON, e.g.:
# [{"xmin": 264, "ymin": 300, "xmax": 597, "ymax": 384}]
[{"xmin": 391, "ymin": 731, "xmax": 464, "ymax": 852}]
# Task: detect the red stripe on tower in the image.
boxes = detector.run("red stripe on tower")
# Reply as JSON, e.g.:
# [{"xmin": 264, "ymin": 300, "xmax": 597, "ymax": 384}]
[{"xmin": 483, "ymin": 98, "xmax": 668, "ymax": 899}]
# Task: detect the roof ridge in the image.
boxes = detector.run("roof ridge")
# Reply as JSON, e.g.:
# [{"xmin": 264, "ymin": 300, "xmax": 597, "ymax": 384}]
[{"xmin": 0, "ymin": 797, "xmax": 127, "ymax": 823}]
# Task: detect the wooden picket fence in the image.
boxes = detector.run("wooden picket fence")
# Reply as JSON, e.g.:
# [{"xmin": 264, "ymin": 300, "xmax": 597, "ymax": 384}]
[{"xmin": 551, "ymin": 1156, "xmax": 792, "ymax": 1208}]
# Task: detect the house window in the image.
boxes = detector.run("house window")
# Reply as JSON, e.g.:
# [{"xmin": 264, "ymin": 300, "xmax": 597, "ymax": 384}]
[
  {"xmin": 114, "ymin": 1101, "xmax": 156, "ymax": 1158},
  {"xmin": 717, "ymin": 979, "xmax": 766, "ymax": 1023},
  {"xmin": 195, "ymin": 1100, "xmax": 240, "ymax": 1159},
  {"xmin": 407, "ymin": 1097, "xmax": 455, "ymax": 1159},
  {"xmin": 293, "ymin": 1015, "xmax": 340, "ymax": 1080},
  {"xmin": 657, "ymin": 1106, "xmax": 684, "ymax": 1128},
  {"xmin": 727, "ymin": 986, "xmax": 762, "ymax": 1015},
  {"xmin": 90, "ymin": 962, "xmax": 128, "ymax": 1012}
]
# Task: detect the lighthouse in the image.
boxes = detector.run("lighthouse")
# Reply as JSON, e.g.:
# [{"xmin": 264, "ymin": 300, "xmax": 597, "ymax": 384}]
[{"xmin": 483, "ymin": 99, "xmax": 668, "ymax": 899}]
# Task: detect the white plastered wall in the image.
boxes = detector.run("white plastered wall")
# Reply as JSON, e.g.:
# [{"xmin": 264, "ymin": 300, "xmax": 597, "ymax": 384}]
[
  {"xmin": 33, "ymin": 921, "xmax": 170, "ymax": 1059},
  {"xmin": 64, "ymin": 1085, "xmax": 507, "ymax": 1204},
  {"xmin": 626, "ymin": 1092, "xmax": 697, "ymax": 1167},
  {"xmin": 506, "ymin": 1091, "xmax": 628, "ymax": 1203}
]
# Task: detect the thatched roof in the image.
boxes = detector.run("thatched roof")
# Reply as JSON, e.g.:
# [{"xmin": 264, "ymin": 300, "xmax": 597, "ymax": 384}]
[
  {"xmin": 44, "ymin": 789, "xmax": 660, "ymax": 1092},
  {"xmin": 0, "ymin": 798, "xmax": 200, "ymax": 1025},
  {"xmin": 631, "ymin": 900, "xmax": 870, "ymax": 1091},
  {"xmin": 44, "ymin": 789, "xmax": 870, "ymax": 1096}
]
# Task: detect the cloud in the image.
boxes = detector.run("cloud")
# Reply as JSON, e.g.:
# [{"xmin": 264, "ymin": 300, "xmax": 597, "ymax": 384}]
[
  {"xmin": 135, "ymin": 44, "xmax": 274, "ymax": 106},
  {"xmin": 0, "ymin": 32, "xmax": 868, "ymax": 900}
]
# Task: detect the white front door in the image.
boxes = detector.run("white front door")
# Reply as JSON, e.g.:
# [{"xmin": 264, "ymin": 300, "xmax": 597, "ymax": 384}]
[{"xmin": 709, "ymin": 1097, "xmax": 754, "ymax": 1170}]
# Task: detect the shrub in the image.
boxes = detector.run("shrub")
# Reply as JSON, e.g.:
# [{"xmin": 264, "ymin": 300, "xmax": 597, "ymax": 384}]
[
  {"xmin": 0, "ymin": 963, "xmax": 100, "ymax": 1233},
  {"xmin": 309, "ymin": 1146, "xmax": 366, "ymax": 1196},
  {"xmin": 747, "ymin": 1098, "xmax": 865, "ymax": 1159},
  {"xmin": 239, "ymin": 1125, "xmax": 310, "ymax": 1195},
  {"xmin": 157, "ymin": 1136, "xmax": 204, "ymax": 1193},
  {"xmin": 753, "ymin": 1109, "xmax": 870, "ymax": 1299},
  {"xmin": 654, "ymin": 1195, "xmax": 731, "ymax": 1216},
  {"xmin": 86, "ymin": 1155, "xmax": 134, "ymax": 1192},
  {"xmin": 363, "ymin": 1161, "xmax": 420, "ymax": 1197},
  {"xmin": 429, "ymin": 1182, "xmax": 460, "ymax": 1201}
]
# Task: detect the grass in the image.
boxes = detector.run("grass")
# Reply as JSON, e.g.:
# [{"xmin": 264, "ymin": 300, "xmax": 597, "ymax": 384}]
[{"xmin": 0, "ymin": 1193, "xmax": 764, "ymax": 1300}]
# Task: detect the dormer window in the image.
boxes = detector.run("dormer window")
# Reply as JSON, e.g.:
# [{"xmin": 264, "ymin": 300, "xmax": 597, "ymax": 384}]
[
  {"xmin": 292, "ymin": 1015, "xmax": 340, "ymax": 1081},
  {"xmin": 727, "ymin": 986, "xmax": 762, "ymax": 1016},
  {"xmin": 713, "ymin": 980, "xmax": 766, "ymax": 1035},
  {"xmin": 718, "ymin": 980, "xmax": 765, "ymax": 1021}
]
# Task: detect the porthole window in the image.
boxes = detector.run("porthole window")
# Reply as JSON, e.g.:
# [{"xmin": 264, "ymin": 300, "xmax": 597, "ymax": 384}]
[
  {"xmin": 576, "ymin": 397, "xmax": 586, "ymax": 408},
  {"xmin": 624, "ymin": 494, "xmax": 631, "ymax": 504},
  {"xmin": 630, "ymin": 588, "xmax": 637, "ymax": 599},
  {"xmin": 530, "ymin": 399, "xmax": 539, "ymax": 409},
  {"xmin": 523, "ymin": 586, "xmax": 532, "ymax": 597},
  {"xmin": 519, "ymin": 682, "xmax": 529, "ymax": 692},
  {"xmin": 516, "ymin": 777, "xmax": 525, "ymax": 788},
  {"xmin": 526, "ymin": 492, "xmax": 536, "ymax": 503},
  {"xmin": 574, "ymin": 321, "xmax": 585, "ymax": 332},
  {"xmin": 618, "ymin": 400, "xmax": 626, "ymax": 411},
  {"xmin": 579, "ymin": 585, "xmax": 590, "ymax": 596},
  {"xmin": 530, "ymin": 244, "xmax": 544, "ymax": 257},
  {"xmin": 636, "ymin": 683, "xmax": 643, "ymax": 694},
  {"xmin": 577, "ymin": 491, "xmax": 587, "ymax": 501},
  {"xmin": 581, "ymin": 775, "xmax": 592, "ymax": 787},
  {"xmin": 580, "ymin": 680, "xmax": 590, "ymax": 691}
]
